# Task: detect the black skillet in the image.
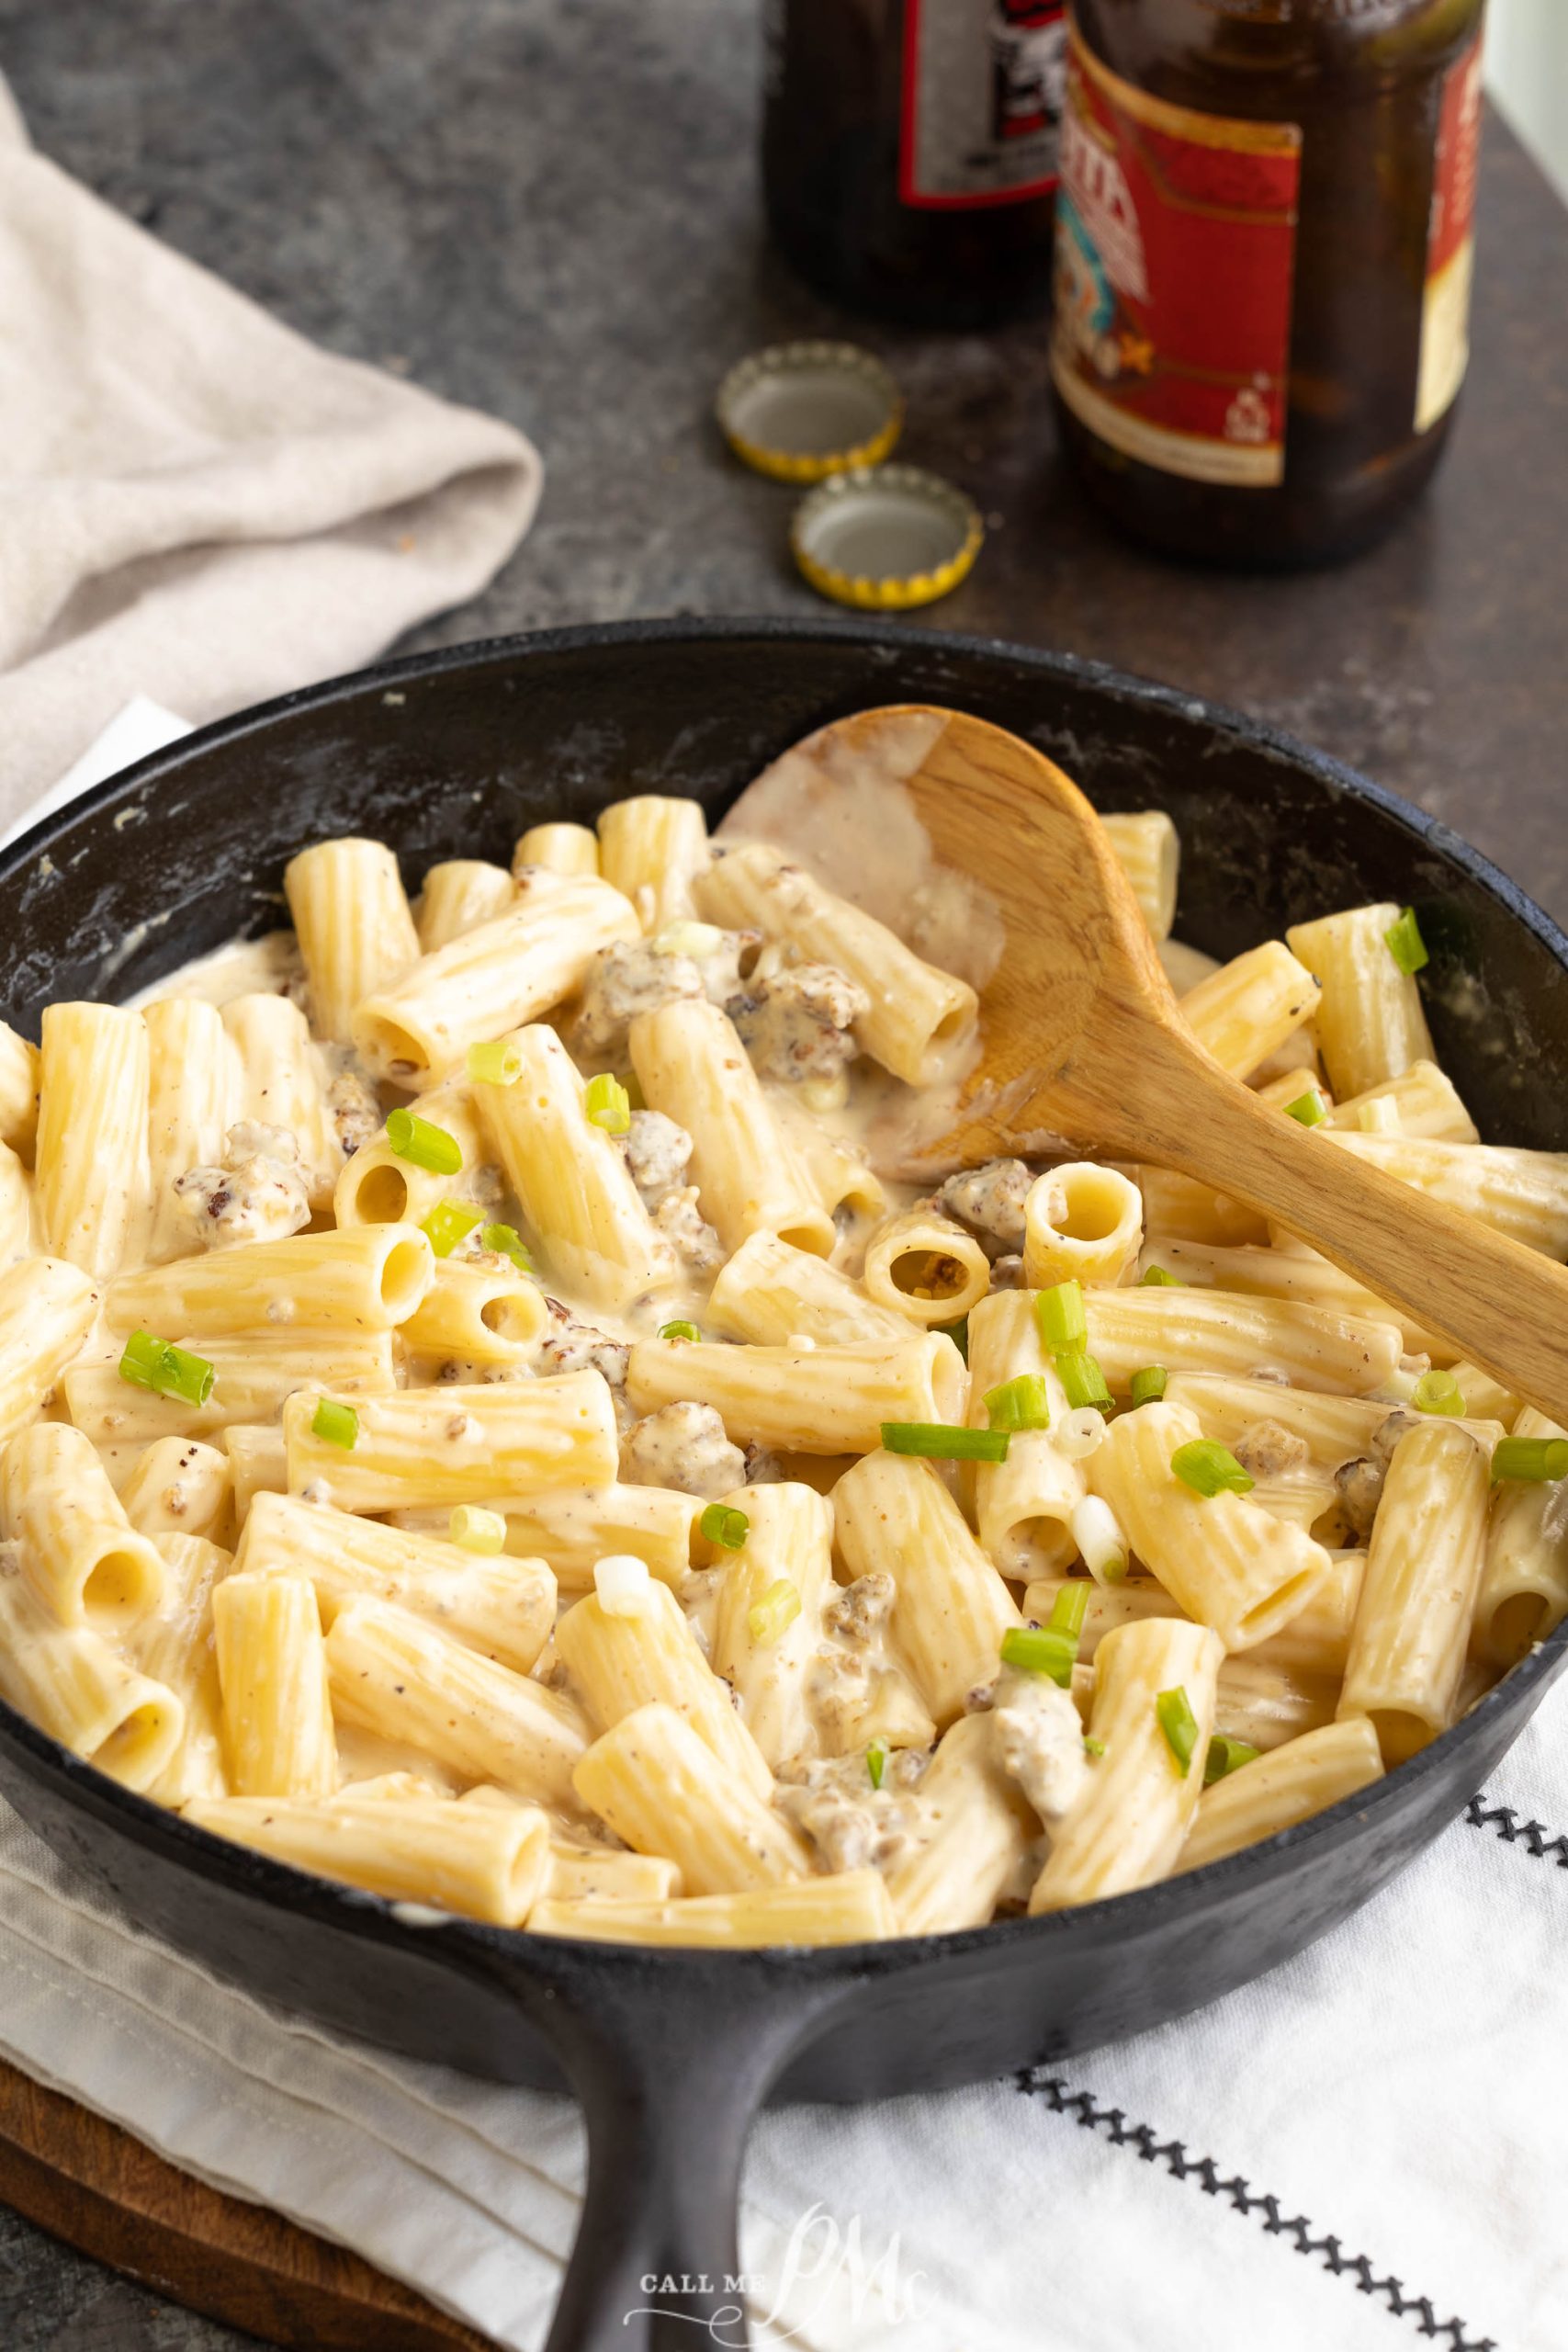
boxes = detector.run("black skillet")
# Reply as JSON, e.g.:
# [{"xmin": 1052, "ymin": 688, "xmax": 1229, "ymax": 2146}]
[{"xmin": 0, "ymin": 617, "xmax": 1564, "ymax": 2352}]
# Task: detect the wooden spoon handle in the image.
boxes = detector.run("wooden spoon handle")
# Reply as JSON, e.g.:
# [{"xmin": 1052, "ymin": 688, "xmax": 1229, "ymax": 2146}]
[{"xmin": 1134, "ymin": 1048, "xmax": 1568, "ymax": 1426}]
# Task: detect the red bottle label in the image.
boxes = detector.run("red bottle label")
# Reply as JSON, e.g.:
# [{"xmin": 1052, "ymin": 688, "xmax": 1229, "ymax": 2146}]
[
  {"xmin": 1416, "ymin": 28, "xmax": 1484, "ymax": 434},
  {"xmin": 1050, "ymin": 24, "xmax": 1302, "ymax": 487},
  {"xmin": 901, "ymin": 0, "xmax": 1067, "ymax": 209}
]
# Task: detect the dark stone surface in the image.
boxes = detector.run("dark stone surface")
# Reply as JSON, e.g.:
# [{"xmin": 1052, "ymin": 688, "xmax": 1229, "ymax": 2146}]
[{"xmin": 0, "ymin": 2, "xmax": 1563, "ymax": 2343}]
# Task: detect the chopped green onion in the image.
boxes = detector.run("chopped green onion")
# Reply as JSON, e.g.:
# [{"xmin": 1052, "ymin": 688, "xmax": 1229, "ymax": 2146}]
[
  {"xmin": 1129, "ymin": 1366, "xmax": 1168, "ymax": 1408},
  {"xmin": 584, "ymin": 1073, "xmax": 631, "ymax": 1135},
  {"xmin": 118, "ymin": 1330, "xmax": 215, "ymax": 1408},
  {"xmin": 1055, "ymin": 1351, "xmax": 1111, "ymax": 1413},
  {"xmin": 1036, "ymin": 1279, "xmax": 1088, "ymax": 1352},
  {"xmin": 422, "ymin": 1199, "xmax": 484, "ymax": 1259},
  {"xmin": 466, "ymin": 1040, "xmax": 522, "ymax": 1087},
  {"xmin": 699, "ymin": 1501, "xmax": 750, "ymax": 1550},
  {"xmin": 386, "ymin": 1106, "xmax": 463, "ymax": 1175},
  {"xmin": 1170, "ymin": 1439, "xmax": 1255, "ymax": 1498},
  {"xmin": 311, "ymin": 1398, "xmax": 358, "ymax": 1450},
  {"xmin": 1156, "ymin": 1685, "xmax": 1200, "ymax": 1777},
  {"xmin": 881, "ymin": 1421, "xmax": 1010, "ymax": 1463},
  {"xmin": 449, "ymin": 1504, "xmax": 507, "ymax": 1554},
  {"xmin": 984, "ymin": 1374, "xmax": 1052, "ymax": 1433},
  {"xmin": 1413, "ymin": 1368, "xmax": 1464, "ymax": 1417},
  {"xmin": 1048, "ymin": 1582, "xmax": 1089, "ymax": 1640},
  {"xmin": 1071, "ymin": 1496, "xmax": 1127, "ymax": 1584},
  {"xmin": 999, "ymin": 1623, "xmax": 1077, "ymax": 1687},
  {"xmin": 936, "ymin": 1314, "xmax": 969, "ymax": 1364},
  {"xmin": 1284, "ymin": 1089, "xmax": 1327, "ymax": 1127},
  {"xmin": 1384, "ymin": 906, "xmax": 1429, "ymax": 977},
  {"xmin": 747, "ymin": 1577, "xmax": 801, "ymax": 1645},
  {"xmin": 1139, "ymin": 1263, "xmax": 1181, "ymax": 1287},
  {"xmin": 480, "ymin": 1221, "xmax": 535, "ymax": 1273},
  {"xmin": 866, "ymin": 1737, "xmax": 888, "ymax": 1792},
  {"xmin": 1491, "ymin": 1435, "xmax": 1568, "ymax": 1484},
  {"xmin": 1204, "ymin": 1734, "xmax": 1259, "ymax": 1787},
  {"xmin": 658, "ymin": 1319, "xmax": 702, "ymax": 1342},
  {"xmin": 1083, "ymin": 1736, "xmax": 1106, "ymax": 1758}
]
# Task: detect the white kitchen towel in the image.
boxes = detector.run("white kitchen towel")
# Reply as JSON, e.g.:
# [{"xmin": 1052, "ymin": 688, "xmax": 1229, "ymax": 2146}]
[
  {"xmin": 0, "ymin": 82, "xmax": 541, "ymax": 814},
  {"xmin": 4, "ymin": 720, "xmax": 1566, "ymax": 2352}
]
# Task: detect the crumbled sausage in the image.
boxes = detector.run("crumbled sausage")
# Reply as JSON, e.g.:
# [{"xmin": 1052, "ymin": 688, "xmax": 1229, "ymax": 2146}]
[
  {"xmin": 1335, "ymin": 1455, "xmax": 1384, "ymax": 1543},
  {"xmin": 172, "ymin": 1121, "xmax": 310, "ymax": 1249},
  {"xmin": 652, "ymin": 1186, "xmax": 724, "ymax": 1276},
  {"xmin": 538, "ymin": 1297, "xmax": 629, "ymax": 1390},
  {"xmin": 619, "ymin": 1401, "xmax": 747, "ymax": 1499},
  {"xmin": 742, "ymin": 1442, "xmax": 787, "ymax": 1485},
  {"xmin": 988, "ymin": 1254, "xmax": 1027, "ymax": 1291},
  {"xmin": 1234, "ymin": 1419, "xmax": 1312, "ymax": 1479},
  {"xmin": 991, "ymin": 1669, "xmax": 1089, "ymax": 1826},
  {"xmin": 774, "ymin": 1747, "xmax": 927, "ymax": 1873},
  {"xmin": 622, "ymin": 1110, "xmax": 693, "ymax": 1208},
  {"xmin": 1371, "ymin": 1407, "xmax": 1422, "ymax": 1466},
  {"xmin": 931, "ymin": 1159, "xmax": 1032, "ymax": 1257},
  {"xmin": 572, "ymin": 943, "xmax": 705, "ymax": 1065},
  {"xmin": 324, "ymin": 1058, "xmax": 381, "ymax": 1159},
  {"xmin": 728, "ymin": 962, "xmax": 869, "ymax": 1085},
  {"xmin": 824, "ymin": 1572, "xmax": 897, "ymax": 1645}
]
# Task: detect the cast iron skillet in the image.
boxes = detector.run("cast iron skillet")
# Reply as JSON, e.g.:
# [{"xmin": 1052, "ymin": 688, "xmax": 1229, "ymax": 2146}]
[{"xmin": 1, "ymin": 617, "xmax": 1564, "ymax": 2352}]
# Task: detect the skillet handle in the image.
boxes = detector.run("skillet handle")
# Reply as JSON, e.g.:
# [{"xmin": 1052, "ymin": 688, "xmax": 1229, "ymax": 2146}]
[{"xmin": 536, "ymin": 1957, "xmax": 843, "ymax": 2352}]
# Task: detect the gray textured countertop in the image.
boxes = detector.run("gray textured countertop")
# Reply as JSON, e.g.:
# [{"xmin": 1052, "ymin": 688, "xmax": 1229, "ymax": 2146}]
[{"xmin": 1, "ymin": 2, "xmax": 1566, "ymax": 2346}]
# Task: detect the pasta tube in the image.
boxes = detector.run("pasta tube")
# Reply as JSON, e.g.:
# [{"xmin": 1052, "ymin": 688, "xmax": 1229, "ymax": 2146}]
[
  {"xmin": 767, "ymin": 1091, "xmax": 887, "ymax": 1227},
  {"xmin": 1180, "ymin": 942, "xmax": 1319, "ymax": 1080},
  {"xmin": 533, "ymin": 1870, "xmax": 897, "ymax": 1947},
  {"xmin": 1474, "ymin": 1407, "xmax": 1568, "ymax": 1667},
  {"xmin": 1022, "ymin": 1163, "xmax": 1143, "ymax": 1291},
  {"xmin": 0, "ymin": 1257, "xmax": 102, "ymax": 1447},
  {"xmin": 0, "ymin": 1424, "xmax": 167, "ymax": 1629},
  {"xmin": 1178, "ymin": 1718, "xmax": 1384, "ymax": 1875},
  {"xmin": 885, "ymin": 1713, "xmax": 1034, "ymax": 1935},
  {"xmin": 393, "ymin": 1484, "xmax": 704, "ymax": 1596},
  {"xmin": 477, "ymin": 1023, "xmax": 676, "ymax": 1308},
  {"xmin": 284, "ymin": 1374, "xmax": 619, "ymax": 1512},
  {"xmin": 283, "ymin": 837, "xmax": 421, "ymax": 1043},
  {"xmin": 132, "ymin": 1532, "xmax": 231, "ymax": 1802},
  {"xmin": 1338, "ymin": 1419, "xmax": 1490, "ymax": 1763},
  {"xmin": 0, "ymin": 1573, "xmax": 184, "ymax": 1792},
  {"xmin": 400, "ymin": 1257, "xmax": 547, "ymax": 1367},
  {"xmin": 539, "ymin": 1838, "xmax": 682, "ymax": 1904},
  {"xmin": 833, "ymin": 1452, "xmax": 1021, "ymax": 1725},
  {"xmin": 36, "ymin": 1003, "xmax": 150, "ymax": 1279},
  {"xmin": 1286, "ymin": 903, "xmax": 1434, "ymax": 1098},
  {"xmin": 0, "ymin": 1141, "xmax": 31, "ymax": 1271},
  {"xmin": 108, "ymin": 1222, "xmax": 434, "ymax": 1340},
  {"xmin": 1140, "ymin": 1240, "xmax": 1448, "ymax": 1363},
  {"xmin": 352, "ymin": 867, "xmax": 639, "ymax": 1087},
  {"xmin": 1101, "ymin": 809, "xmax": 1178, "ymax": 942},
  {"xmin": 1132, "ymin": 1167, "xmax": 1268, "ymax": 1248},
  {"xmin": 1088, "ymin": 1399, "xmax": 1329, "ymax": 1651},
  {"xmin": 628, "ymin": 998, "xmax": 834, "ymax": 1258},
  {"xmin": 0, "ymin": 1021, "xmax": 39, "ymax": 1159},
  {"xmin": 416, "ymin": 860, "xmax": 517, "ymax": 952},
  {"xmin": 66, "ymin": 1335, "xmax": 397, "ymax": 1447},
  {"xmin": 333, "ymin": 1082, "xmax": 491, "ymax": 1231},
  {"xmin": 1322, "ymin": 1059, "xmax": 1478, "ymax": 1144},
  {"xmin": 862, "ymin": 1209, "xmax": 990, "ymax": 1328},
  {"xmin": 695, "ymin": 840, "xmax": 977, "ymax": 1085},
  {"xmin": 708, "ymin": 1482, "xmax": 834, "ymax": 1770},
  {"xmin": 597, "ymin": 795, "xmax": 710, "ymax": 932},
  {"xmin": 1026, "ymin": 1555, "xmax": 1363, "ymax": 1682},
  {"xmin": 1031, "ymin": 1617, "xmax": 1224, "ymax": 1912},
  {"xmin": 143, "ymin": 999, "xmax": 238, "ymax": 1265},
  {"xmin": 223, "ymin": 1424, "xmax": 288, "ymax": 1524},
  {"xmin": 1084, "ymin": 1287, "xmax": 1403, "ymax": 1396},
  {"xmin": 555, "ymin": 1577, "xmax": 773, "ymax": 1797},
  {"xmin": 513, "ymin": 822, "xmax": 600, "ymax": 880},
  {"xmin": 326, "ymin": 1598, "xmax": 589, "ymax": 1806},
  {"xmin": 186, "ymin": 1793, "xmax": 551, "ymax": 1927},
  {"xmin": 1215, "ymin": 1654, "xmax": 1339, "ymax": 1751},
  {"xmin": 1325, "ymin": 1132, "xmax": 1568, "ymax": 1259},
  {"xmin": 213, "ymin": 1571, "xmax": 336, "ymax": 1798},
  {"xmin": 964, "ymin": 1290, "xmax": 1081, "ymax": 1577},
  {"xmin": 221, "ymin": 994, "xmax": 342, "ymax": 1208},
  {"xmin": 626, "ymin": 1333, "xmax": 966, "ymax": 1456},
  {"xmin": 117, "ymin": 1436, "xmax": 233, "ymax": 1544},
  {"xmin": 571, "ymin": 1702, "xmax": 808, "ymax": 1894},
  {"xmin": 233, "ymin": 1491, "xmax": 556, "ymax": 1675},
  {"xmin": 707, "ymin": 1229, "xmax": 913, "ymax": 1347}
]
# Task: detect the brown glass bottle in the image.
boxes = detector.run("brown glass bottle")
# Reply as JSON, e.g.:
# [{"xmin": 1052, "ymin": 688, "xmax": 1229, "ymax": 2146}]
[
  {"xmin": 1053, "ymin": 0, "xmax": 1486, "ymax": 566},
  {"xmin": 762, "ymin": 0, "xmax": 1067, "ymax": 327}
]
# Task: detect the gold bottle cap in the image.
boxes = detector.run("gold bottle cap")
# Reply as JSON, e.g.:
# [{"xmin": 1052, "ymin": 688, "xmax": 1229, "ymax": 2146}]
[
  {"xmin": 716, "ymin": 342, "xmax": 903, "ymax": 482},
  {"xmin": 790, "ymin": 465, "xmax": 984, "ymax": 609}
]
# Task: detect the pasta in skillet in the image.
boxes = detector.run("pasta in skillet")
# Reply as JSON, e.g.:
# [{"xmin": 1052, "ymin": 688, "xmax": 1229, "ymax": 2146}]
[{"xmin": 0, "ymin": 755, "xmax": 1562, "ymax": 1947}]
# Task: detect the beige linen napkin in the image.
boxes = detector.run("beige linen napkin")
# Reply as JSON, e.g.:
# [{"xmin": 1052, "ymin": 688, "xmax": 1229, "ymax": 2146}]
[{"xmin": 0, "ymin": 82, "xmax": 542, "ymax": 816}]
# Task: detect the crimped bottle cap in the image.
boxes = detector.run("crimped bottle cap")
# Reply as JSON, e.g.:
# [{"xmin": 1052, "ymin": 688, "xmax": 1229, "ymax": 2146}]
[
  {"xmin": 716, "ymin": 342, "xmax": 903, "ymax": 482},
  {"xmin": 790, "ymin": 465, "xmax": 984, "ymax": 609}
]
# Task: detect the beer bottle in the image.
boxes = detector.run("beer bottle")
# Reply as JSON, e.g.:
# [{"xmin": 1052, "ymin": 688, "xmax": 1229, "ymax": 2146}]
[
  {"xmin": 762, "ymin": 0, "xmax": 1068, "ymax": 327},
  {"xmin": 1052, "ymin": 0, "xmax": 1487, "ymax": 565}
]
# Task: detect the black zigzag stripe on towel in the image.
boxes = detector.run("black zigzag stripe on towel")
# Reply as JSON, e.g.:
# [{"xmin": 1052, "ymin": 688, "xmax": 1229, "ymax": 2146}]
[
  {"xmin": 1464, "ymin": 1792, "xmax": 1568, "ymax": 1867},
  {"xmin": 1017, "ymin": 2071, "xmax": 1495, "ymax": 2352}
]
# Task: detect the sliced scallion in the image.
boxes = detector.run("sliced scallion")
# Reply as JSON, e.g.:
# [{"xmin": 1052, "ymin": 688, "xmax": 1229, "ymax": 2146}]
[
  {"xmin": 584, "ymin": 1073, "xmax": 632, "ymax": 1135},
  {"xmin": 999, "ymin": 1623, "xmax": 1077, "ymax": 1688},
  {"xmin": 386, "ymin": 1106, "xmax": 463, "ymax": 1174},
  {"xmin": 1203, "ymin": 1733, "xmax": 1259, "ymax": 1787},
  {"xmin": 481, "ymin": 1221, "xmax": 535, "ymax": 1273},
  {"xmin": 311, "ymin": 1397, "xmax": 358, "ymax": 1450},
  {"xmin": 449, "ymin": 1504, "xmax": 507, "ymax": 1554},
  {"xmin": 1156, "ymin": 1685, "xmax": 1200, "ymax": 1777},
  {"xmin": 1036, "ymin": 1278, "xmax": 1087, "ymax": 1352},
  {"xmin": 866, "ymin": 1737, "xmax": 888, "ymax": 1792},
  {"xmin": 984, "ymin": 1373, "xmax": 1052, "ymax": 1433},
  {"xmin": 1170, "ymin": 1439, "xmax": 1254, "ymax": 1498},
  {"xmin": 1491, "ymin": 1435, "xmax": 1568, "ymax": 1484},
  {"xmin": 1413, "ymin": 1369, "xmax": 1465, "ymax": 1418},
  {"xmin": 421, "ymin": 1199, "xmax": 484, "ymax": 1259},
  {"xmin": 118, "ymin": 1330, "xmax": 215, "ymax": 1408},
  {"xmin": 466, "ymin": 1040, "xmax": 522, "ymax": 1087},
  {"xmin": 1384, "ymin": 906, "xmax": 1429, "ymax": 977},
  {"xmin": 881, "ymin": 1421, "xmax": 1010, "ymax": 1463},
  {"xmin": 1139, "ymin": 1264, "xmax": 1180, "ymax": 1288},
  {"xmin": 1129, "ymin": 1366, "xmax": 1168, "ymax": 1408},
  {"xmin": 747, "ymin": 1577, "xmax": 802, "ymax": 1645},
  {"xmin": 1055, "ymin": 1351, "xmax": 1111, "ymax": 1414},
  {"xmin": 1284, "ymin": 1090, "xmax": 1327, "ymax": 1127},
  {"xmin": 658, "ymin": 1319, "xmax": 702, "ymax": 1342},
  {"xmin": 699, "ymin": 1501, "xmax": 750, "ymax": 1551}
]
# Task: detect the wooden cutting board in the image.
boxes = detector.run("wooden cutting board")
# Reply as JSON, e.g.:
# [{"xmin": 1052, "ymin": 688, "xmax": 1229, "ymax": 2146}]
[{"xmin": 0, "ymin": 2055, "xmax": 498, "ymax": 2350}]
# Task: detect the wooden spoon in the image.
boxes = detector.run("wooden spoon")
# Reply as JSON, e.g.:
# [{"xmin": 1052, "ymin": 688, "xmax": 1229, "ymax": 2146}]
[{"xmin": 808, "ymin": 704, "xmax": 1568, "ymax": 1425}]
